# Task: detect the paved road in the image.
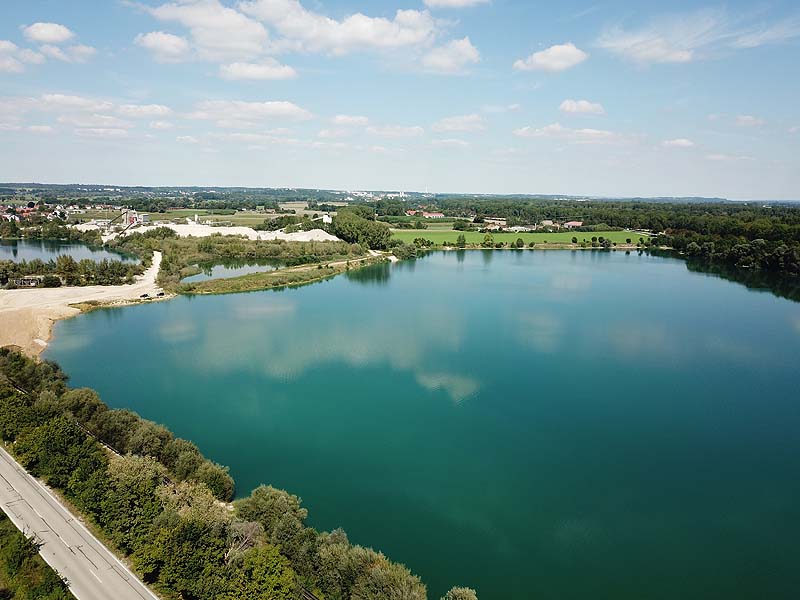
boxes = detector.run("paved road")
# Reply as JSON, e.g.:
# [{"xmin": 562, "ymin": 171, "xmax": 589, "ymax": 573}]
[{"xmin": 0, "ymin": 446, "xmax": 159, "ymax": 600}]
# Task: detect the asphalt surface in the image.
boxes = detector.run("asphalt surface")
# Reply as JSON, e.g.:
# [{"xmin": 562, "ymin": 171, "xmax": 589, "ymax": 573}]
[{"xmin": 0, "ymin": 446, "xmax": 160, "ymax": 600}]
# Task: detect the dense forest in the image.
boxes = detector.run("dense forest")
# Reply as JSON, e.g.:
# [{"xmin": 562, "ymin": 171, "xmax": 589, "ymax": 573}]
[{"xmin": 0, "ymin": 349, "xmax": 477, "ymax": 600}]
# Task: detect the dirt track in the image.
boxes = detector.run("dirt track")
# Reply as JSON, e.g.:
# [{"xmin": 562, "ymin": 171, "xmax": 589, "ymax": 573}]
[{"xmin": 0, "ymin": 252, "xmax": 164, "ymax": 356}]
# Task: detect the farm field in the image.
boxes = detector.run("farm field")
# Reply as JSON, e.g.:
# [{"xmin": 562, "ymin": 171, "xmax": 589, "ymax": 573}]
[{"xmin": 390, "ymin": 229, "xmax": 648, "ymax": 245}]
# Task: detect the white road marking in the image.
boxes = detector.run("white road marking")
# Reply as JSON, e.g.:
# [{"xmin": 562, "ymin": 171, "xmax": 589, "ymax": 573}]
[{"xmin": 91, "ymin": 570, "xmax": 103, "ymax": 583}]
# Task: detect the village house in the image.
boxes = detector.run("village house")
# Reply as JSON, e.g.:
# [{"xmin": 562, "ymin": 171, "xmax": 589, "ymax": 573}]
[{"xmin": 563, "ymin": 221, "xmax": 584, "ymax": 229}]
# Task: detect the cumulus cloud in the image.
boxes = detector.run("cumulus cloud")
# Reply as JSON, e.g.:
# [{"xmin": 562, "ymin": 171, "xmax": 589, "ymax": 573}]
[
  {"xmin": 177, "ymin": 135, "xmax": 200, "ymax": 144},
  {"xmin": 135, "ymin": 31, "xmax": 191, "ymax": 63},
  {"xmin": 219, "ymin": 58, "xmax": 297, "ymax": 80},
  {"xmin": 239, "ymin": 0, "xmax": 438, "ymax": 55},
  {"xmin": 149, "ymin": 120, "xmax": 175, "ymax": 130},
  {"xmin": 514, "ymin": 42, "xmax": 588, "ymax": 72},
  {"xmin": 117, "ymin": 104, "xmax": 172, "ymax": 118},
  {"xmin": 597, "ymin": 10, "xmax": 800, "ymax": 65},
  {"xmin": 513, "ymin": 122, "xmax": 619, "ymax": 144},
  {"xmin": 422, "ymin": 37, "xmax": 480, "ymax": 74},
  {"xmin": 144, "ymin": 0, "xmax": 269, "ymax": 61},
  {"xmin": 559, "ymin": 99, "xmax": 605, "ymax": 115},
  {"xmin": 188, "ymin": 100, "xmax": 313, "ymax": 125},
  {"xmin": 22, "ymin": 22, "xmax": 75, "ymax": 44},
  {"xmin": 432, "ymin": 114, "xmax": 485, "ymax": 132},
  {"xmin": 27, "ymin": 125, "xmax": 54, "ymax": 134},
  {"xmin": 424, "ymin": 0, "xmax": 489, "ymax": 7},
  {"xmin": 0, "ymin": 41, "xmax": 47, "ymax": 73},
  {"xmin": 736, "ymin": 115, "xmax": 765, "ymax": 127},
  {"xmin": 367, "ymin": 125, "xmax": 425, "ymax": 138},
  {"xmin": 333, "ymin": 115, "xmax": 369, "ymax": 126},
  {"xmin": 662, "ymin": 138, "xmax": 695, "ymax": 147}
]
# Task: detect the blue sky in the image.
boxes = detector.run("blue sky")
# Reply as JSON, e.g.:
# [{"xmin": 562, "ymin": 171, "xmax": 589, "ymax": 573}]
[{"xmin": 1, "ymin": 0, "xmax": 798, "ymax": 199}]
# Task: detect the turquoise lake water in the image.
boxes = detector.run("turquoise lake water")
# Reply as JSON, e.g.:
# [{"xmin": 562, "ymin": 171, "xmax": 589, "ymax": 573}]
[
  {"xmin": 0, "ymin": 239, "xmax": 136, "ymax": 263},
  {"xmin": 181, "ymin": 260, "xmax": 280, "ymax": 284},
  {"xmin": 45, "ymin": 250, "xmax": 800, "ymax": 599}
]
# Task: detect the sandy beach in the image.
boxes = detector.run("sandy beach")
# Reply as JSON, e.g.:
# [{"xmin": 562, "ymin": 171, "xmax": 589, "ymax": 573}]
[{"xmin": 0, "ymin": 252, "xmax": 164, "ymax": 357}]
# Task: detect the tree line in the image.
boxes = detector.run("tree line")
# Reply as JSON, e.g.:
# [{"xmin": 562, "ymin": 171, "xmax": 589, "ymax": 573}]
[
  {"xmin": 0, "ymin": 349, "xmax": 477, "ymax": 600},
  {"xmin": 111, "ymin": 227, "xmax": 367, "ymax": 292},
  {"xmin": 1, "ymin": 255, "xmax": 144, "ymax": 288}
]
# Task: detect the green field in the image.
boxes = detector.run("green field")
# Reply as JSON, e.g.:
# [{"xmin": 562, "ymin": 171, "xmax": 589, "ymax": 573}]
[{"xmin": 390, "ymin": 229, "xmax": 647, "ymax": 245}]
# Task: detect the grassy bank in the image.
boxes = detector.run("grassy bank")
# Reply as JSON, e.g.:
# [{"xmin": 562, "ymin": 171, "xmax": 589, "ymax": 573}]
[
  {"xmin": 391, "ymin": 229, "xmax": 648, "ymax": 246},
  {"xmin": 183, "ymin": 258, "xmax": 383, "ymax": 294},
  {"xmin": 109, "ymin": 229, "xmax": 367, "ymax": 293},
  {"xmin": 0, "ymin": 512, "xmax": 75, "ymax": 600}
]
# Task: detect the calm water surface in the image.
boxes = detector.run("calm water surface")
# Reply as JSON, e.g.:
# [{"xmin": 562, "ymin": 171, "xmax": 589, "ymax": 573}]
[
  {"xmin": 181, "ymin": 260, "xmax": 280, "ymax": 283},
  {"xmin": 46, "ymin": 251, "xmax": 800, "ymax": 599},
  {"xmin": 0, "ymin": 239, "xmax": 136, "ymax": 263}
]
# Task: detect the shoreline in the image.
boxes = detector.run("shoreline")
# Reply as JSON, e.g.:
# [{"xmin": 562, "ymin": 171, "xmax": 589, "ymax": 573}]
[
  {"xmin": 0, "ymin": 251, "xmax": 166, "ymax": 358},
  {"xmin": 1, "ymin": 245, "xmax": 649, "ymax": 359}
]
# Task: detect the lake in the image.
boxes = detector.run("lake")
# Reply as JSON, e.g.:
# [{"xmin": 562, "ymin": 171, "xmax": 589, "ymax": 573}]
[
  {"xmin": 181, "ymin": 260, "xmax": 281, "ymax": 284},
  {"xmin": 45, "ymin": 250, "xmax": 800, "ymax": 599},
  {"xmin": 0, "ymin": 239, "xmax": 136, "ymax": 263}
]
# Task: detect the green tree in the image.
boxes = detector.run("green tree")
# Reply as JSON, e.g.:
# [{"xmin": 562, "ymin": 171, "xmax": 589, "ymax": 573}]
[
  {"xmin": 222, "ymin": 545, "xmax": 297, "ymax": 600},
  {"xmin": 481, "ymin": 234, "xmax": 494, "ymax": 248},
  {"xmin": 442, "ymin": 587, "xmax": 479, "ymax": 600},
  {"xmin": 456, "ymin": 234, "xmax": 467, "ymax": 248}
]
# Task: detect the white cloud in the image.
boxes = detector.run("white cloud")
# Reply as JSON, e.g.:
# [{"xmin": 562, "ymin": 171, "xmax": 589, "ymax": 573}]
[
  {"xmin": 514, "ymin": 42, "xmax": 588, "ymax": 72},
  {"xmin": 28, "ymin": 125, "xmax": 54, "ymax": 134},
  {"xmin": 424, "ymin": 0, "xmax": 489, "ymax": 7},
  {"xmin": 220, "ymin": 58, "xmax": 297, "ymax": 80},
  {"xmin": 177, "ymin": 135, "xmax": 200, "ymax": 144},
  {"xmin": 559, "ymin": 99, "xmax": 605, "ymax": 115},
  {"xmin": 0, "ymin": 41, "xmax": 46, "ymax": 73},
  {"xmin": 422, "ymin": 37, "xmax": 480, "ymax": 74},
  {"xmin": 482, "ymin": 103, "xmax": 521, "ymax": 113},
  {"xmin": 513, "ymin": 122, "xmax": 618, "ymax": 144},
  {"xmin": 0, "ymin": 55, "xmax": 24, "ymax": 74},
  {"xmin": 431, "ymin": 138, "xmax": 470, "ymax": 148},
  {"xmin": 705, "ymin": 153, "xmax": 753, "ymax": 161},
  {"xmin": 597, "ymin": 10, "xmax": 800, "ymax": 65},
  {"xmin": 736, "ymin": 115, "xmax": 765, "ymax": 127},
  {"xmin": 789, "ymin": 126, "xmax": 799, "ymax": 134},
  {"xmin": 188, "ymin": 100, "xmax": 313, "ymax": 124},
  {"xmin": 333, "ymin": 115, "xmax": 369, "ymax": 126},
  {"xmin": 367, "ymin": 125, "xmax": 425, "ymax": 138},
  {"xmin": 149, "ymin": 120, "xmax": 175, "ymax": 130},
  {"xmin": 730, "ymin": 17, "xmax": 800, "ymax": 49},
  {"xmin": 145, "ymin": 0, "xmax": 269, "ymax": 61},
  {"xmin": 118, "ymin": 104, "xmax": 172, "ymax": 118},
  {"xmin": 66, "ymin": 44, "xmax": 96, "ymax": 62},
  {"xmin": 40, "ymin": 94, "xmax": 113, "ymax": 112},
  {"xmin": 135, "ymin": 31, "xmax": 191, "ymax": 63},
  {"xmin": 22, "ymin": 23, "xmax": 75, "ymax": 44},
  {"xmin": 239, "ymin": 0, "xmax": 438, "ymax": 55},
  {"xmin": 75, "ymin": 128, "xmax": 129, "ymax": 138},
  {"xmin": 662, "ymin": 138, "xmax": 695, "ymax": 148},
  {"xmin": 432, "ymin": 113, "xmax": 485, "ymax": 132},
  {"xmin": 58, "ymin": 114, "xmax": 134, "ymax": 129},
  {"xmin": 317, "ymin": 128, "xmax": 353, "ymax": 139}
]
